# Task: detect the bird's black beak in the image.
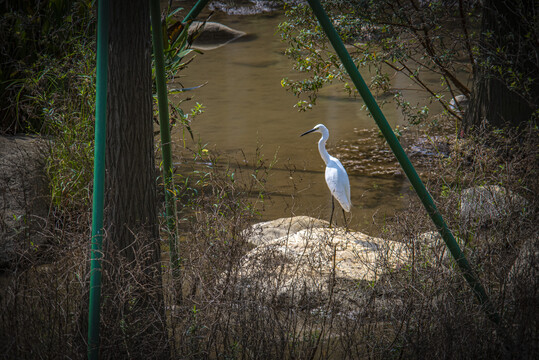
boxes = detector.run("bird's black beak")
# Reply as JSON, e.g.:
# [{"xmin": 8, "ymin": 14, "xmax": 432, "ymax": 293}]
[{"xmin": 300, "ymin": 127, "xmax": 318, "ymax": 137}]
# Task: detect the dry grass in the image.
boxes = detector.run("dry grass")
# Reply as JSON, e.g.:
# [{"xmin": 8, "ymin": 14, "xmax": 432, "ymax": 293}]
[{"xmin": 1, "ymin": 125, "xmax": 537, "ymax": 359}]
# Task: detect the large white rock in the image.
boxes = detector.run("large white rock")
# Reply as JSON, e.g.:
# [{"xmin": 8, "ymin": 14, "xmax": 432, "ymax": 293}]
[
  {"xmin": 417, "ymin": 231, "xmax": 450, "ymax": 261},
  {"xmin": 460, "ymin": 185, "xmax": 528, "ymax": 226},
  {"xmin": 448, "ymin": 94, "xmax": 469, "ymax": 115},
  {"xmin": 238, "ymin": 218, "xmax": 409, "ymax": 300},
  {"xmin": 507, "ymin": 236, "xmax": 538, "ymax": 288},
  {"xmin": 246, "ymin": 215, "xmax": 329, "ymax": 247}
]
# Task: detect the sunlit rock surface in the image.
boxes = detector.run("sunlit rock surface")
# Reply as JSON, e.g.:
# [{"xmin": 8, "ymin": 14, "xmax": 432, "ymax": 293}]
[
  {"xmin": 460, "ymin": 185, "xmax": 529, "ymax": 226},
  {"xmin": 246, "ymin": 215, "xmax": 329, "ymax": 246},
  {"xmin": 241, "ymin": 216, "xmax": 409, "ymax": 301}
]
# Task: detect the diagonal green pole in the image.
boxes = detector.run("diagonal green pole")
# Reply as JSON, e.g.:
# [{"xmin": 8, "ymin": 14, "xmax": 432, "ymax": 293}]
[
  {"xmin": 88, "ymin": 0, "xmax": 109, "ymax": 358},
  {"xmin": 306, "ymin": 0, "xmax": 499, "ymax": 324},
  {"xmin": 150, "ymin": 0, "xmax": 179, "ymax": 268},
  {"xmin": 183, "ymin": 0, "xmax": 211, "ymax": 22}
]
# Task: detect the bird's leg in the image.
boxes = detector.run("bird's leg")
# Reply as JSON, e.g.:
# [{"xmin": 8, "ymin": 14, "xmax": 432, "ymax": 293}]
[
  {"xmin": 329, "ymin": 197, "xmax": 335, "ymax": 228},
  {"xmin": 343, "ymin": 209, "xmax": 349, "ymax": 232}
]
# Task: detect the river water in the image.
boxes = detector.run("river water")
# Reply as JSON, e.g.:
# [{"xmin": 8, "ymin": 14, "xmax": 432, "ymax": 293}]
[{"xmin": 171, "ymin": 10, "xmax": 444, "ymax": 233}]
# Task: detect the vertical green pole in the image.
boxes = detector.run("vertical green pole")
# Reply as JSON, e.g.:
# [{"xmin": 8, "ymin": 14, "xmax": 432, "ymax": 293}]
[
  {"xmin": 306, "ymin": 0, "xmax": 499, "ymax": 323},
  {"xmin": 147, "ymin": 0, "xmax": 210, "ymax": 269},
  {"xmin": 150, "ymin": 0, "xmax": 179, "ymax": 267},
  {"xmin": 88, "ymin": 0, "xmax": 109, "ymax": 358}
]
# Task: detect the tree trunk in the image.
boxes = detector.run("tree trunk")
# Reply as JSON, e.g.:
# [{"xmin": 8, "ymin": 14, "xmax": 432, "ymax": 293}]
[
  {"xmin": 105, "ymin": 0, "xmax": 159, "ymax": 265},
  {"xmin": 464, "ymin": 0, "xmax": 537, "ymax": 133},
  {"xmin": 101, "ymin": 0, "xmax": 167, "ymax": 356}
]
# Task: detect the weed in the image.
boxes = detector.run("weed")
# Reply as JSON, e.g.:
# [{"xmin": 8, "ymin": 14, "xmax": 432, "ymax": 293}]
[{"xmin": 1, "ymin": 2, "xmax": 537, "ymax": 359}]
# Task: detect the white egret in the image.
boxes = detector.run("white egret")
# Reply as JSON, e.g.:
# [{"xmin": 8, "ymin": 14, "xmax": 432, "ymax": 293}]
[{"xmin": 301, "ymin": 124, "xmax": 351, "ymax": 228}]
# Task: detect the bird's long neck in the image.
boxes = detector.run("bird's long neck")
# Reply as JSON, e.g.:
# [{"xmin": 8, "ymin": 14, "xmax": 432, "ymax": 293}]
[{"xmin": 318, "ymin": 136, "xmax": 331, "ymax": 165}]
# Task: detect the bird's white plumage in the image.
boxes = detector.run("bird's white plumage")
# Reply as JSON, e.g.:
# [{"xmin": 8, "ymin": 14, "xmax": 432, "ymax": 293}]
[
  {"xmin": 325, "ymin": 155, "xmax": 351, "ymax": 212},
  {"xmin": 301, "ymin": 124, "xmax": 352, "ymax": 213}
]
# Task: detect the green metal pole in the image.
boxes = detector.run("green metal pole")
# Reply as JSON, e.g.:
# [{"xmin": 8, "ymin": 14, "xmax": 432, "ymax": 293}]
[
  {"xmin": 88, "ymin": 0, "xmax": 109, "ymax": 358},
  {"xmin": 183, "ymin": 0, "xmax": 211, "ymax": 22},
  {"xmin": 307, "ymin": 0, "xmax": 499, "ymax": 324},
  {"xmin": 150, "ymin": 0, "xmax": 179, "ymax": 267}
]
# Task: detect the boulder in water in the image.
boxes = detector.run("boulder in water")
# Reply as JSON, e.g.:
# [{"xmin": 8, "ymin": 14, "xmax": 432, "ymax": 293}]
[{"xmin": 189, "ymin": 21, "xmax": 247, "ymax": 50}]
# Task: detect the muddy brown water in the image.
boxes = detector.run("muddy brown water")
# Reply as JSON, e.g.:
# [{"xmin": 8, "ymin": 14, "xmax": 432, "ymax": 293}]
[{"xmin": 170, "ymin": 11, "xmax": 453, "ymax": 233}]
